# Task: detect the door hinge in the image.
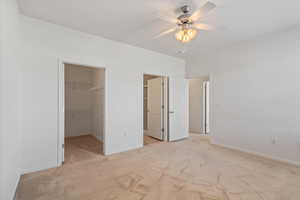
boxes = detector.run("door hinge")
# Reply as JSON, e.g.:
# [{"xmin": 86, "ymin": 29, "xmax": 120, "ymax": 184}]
[
  {"xmin": 162, "ymin": 105, "xmax": 164, "ymax": 109},
  {"xmin": 62, "ymin": 144, "xmax": 65, "ymax": 148},
  {"xmin": 162, "ymin": 128, "xmax": 164, "ymax": 132}
]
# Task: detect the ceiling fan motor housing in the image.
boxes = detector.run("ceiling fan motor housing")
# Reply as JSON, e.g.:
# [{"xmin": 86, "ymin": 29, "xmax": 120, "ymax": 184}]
[
  {"xmin": 181, "ymin": 5, "xmax": 190, "ymax": 14},
  {"xmin": 178, "ymin": 5, "xmax": 192, "ymax": 24}
]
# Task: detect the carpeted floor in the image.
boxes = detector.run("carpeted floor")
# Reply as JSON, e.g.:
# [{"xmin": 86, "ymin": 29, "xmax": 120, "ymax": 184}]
[
  {"xmin": 16, "ymin": 134, "xmax": 300, "ymax": 200},
  {"xmin": 144, "ymin": 135, "xmax": 161, "ymax": 145},
  {"xmin": 64, "ymin": 135, "xmax": 103, "ymax": 164}
]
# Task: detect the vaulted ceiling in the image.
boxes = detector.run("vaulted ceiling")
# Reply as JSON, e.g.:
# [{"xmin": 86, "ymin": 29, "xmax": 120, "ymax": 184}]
[{"xmin": 18, "ymin": 0, "xmax": 300, "ymax": 58}]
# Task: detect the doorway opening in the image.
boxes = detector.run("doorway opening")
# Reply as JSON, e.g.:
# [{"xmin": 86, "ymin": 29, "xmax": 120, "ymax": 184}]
[
  {"xmin": 63, "ymin": 64, "xmax": 105, "ymax": 164},
  {"xmin": 143, "ymin": 74, "xmax": 168, "ymax": 145},
  {"xmin": 188, "ymin": 77, "xmax": 210, "ymax": 135}
]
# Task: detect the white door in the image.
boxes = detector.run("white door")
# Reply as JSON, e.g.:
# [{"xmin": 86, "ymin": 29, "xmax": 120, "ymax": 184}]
[
  {"xmin": 147, "ymin": 77, "xmax": 163, "ymax": 140},
  {"xmin": 168, "ymin": 77, "xmax": 189, "ymax": 141}
]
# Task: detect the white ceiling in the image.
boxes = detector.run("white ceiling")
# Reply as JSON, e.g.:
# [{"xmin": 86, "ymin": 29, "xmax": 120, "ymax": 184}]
[{"xmin": 18, "ymin": 0, "xmax": 300, "ymax": 58}]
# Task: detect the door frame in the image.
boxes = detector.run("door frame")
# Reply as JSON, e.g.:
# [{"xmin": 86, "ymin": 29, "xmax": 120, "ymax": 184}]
[
  {"xmin": 186, "ymin": 76, "xmax": 210, "ymax": 135},
  {"xmin": 58, "ymin": 60, "xmax": 108, "ymax": 166},
  {"xmin": 203, "ymin": 81, "xmax": 210, "ymax": 134},
  {"xmin": 142, "ymin": 73, "xmax": 169, "ymax": 145}
]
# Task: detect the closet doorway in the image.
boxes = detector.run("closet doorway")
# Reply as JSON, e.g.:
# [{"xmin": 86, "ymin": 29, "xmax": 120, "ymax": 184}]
[
  {"xmin": 143, "ymin": 74, "xmax": 169, "ymax": 145},
  {"xmin": 62, "ymin": 63, "xmax": 105, "ymax": 164},
  {"xmin": 188, "ymin": 77, "xmax": 210, "ymax": 134}
]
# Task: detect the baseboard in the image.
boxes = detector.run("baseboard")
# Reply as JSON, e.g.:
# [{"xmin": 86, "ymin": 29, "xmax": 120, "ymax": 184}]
[
  {"xmin": 169, "ymin": 137, "xmax": 188, "ymax": 142},
  {"xmin": 105, "ymin": 143, "xmax": 143, "ymax": 156},
  {"xmin": 90, "ymin": 134, "xmax": 102, "ymax": 142},
  {"xmin": 211, "ymin": 140, "xmax": 300, "ymax": 167},
  {"xmin": 189, "ymin": 131, "xmax": 203, "ymax": 134},
  {"xmin": 65, "ymin": 134, "xmax": 90, "ymax": 138},
  {"xmin": 66, "ymin": 134, "xmax": 103, "ymax": 142}
]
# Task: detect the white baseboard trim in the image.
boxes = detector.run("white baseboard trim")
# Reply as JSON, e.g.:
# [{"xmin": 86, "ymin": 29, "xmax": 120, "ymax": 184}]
[
  {"xmin": 105, "ymin": 143, "xmax": 143, "ymax": 156},
  {"xmin": 189, "ymin": 131, "xmax": 203, "ymax": 134},
  {"xmin": 211, "ymin": 140, "xmax": 300, "ymax": 167},
  {"xmin": 170, "ymin": 137, "xmax": 188, "ymax": 142},
  {"xmin": 91, "ymin": 134, "xmax": 102, "ymax": 142}
]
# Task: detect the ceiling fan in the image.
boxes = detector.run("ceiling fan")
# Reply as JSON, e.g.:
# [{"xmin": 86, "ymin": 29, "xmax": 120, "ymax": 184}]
[{"xmin": 155, "ymin": 1, "xmax": 216, "ymax": 43}]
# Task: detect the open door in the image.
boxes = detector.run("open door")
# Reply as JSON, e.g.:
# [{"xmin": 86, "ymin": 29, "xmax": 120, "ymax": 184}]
[{"xmin": 147, "ymin": 77, "xmax": 164, "ymax": 140}]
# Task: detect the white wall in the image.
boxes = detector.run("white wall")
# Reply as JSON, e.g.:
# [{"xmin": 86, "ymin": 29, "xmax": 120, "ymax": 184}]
[
  {"xmin": 20, "ymin": 57, "xmax": 59, "ymax": 174},
  {"xmin": 188, "ymin": 78, "xmax": 207, "ymax": 133},
  {"xmin": 19, "ymin": 16, "xmax": 188, "ymax": 173},
  {"xmin": 0, "ymin": 0, "xmax": 21, "ymax": 199},
  {"xmin": 186, "ymin": 28, "xmax": 300, "ymax": 165}
]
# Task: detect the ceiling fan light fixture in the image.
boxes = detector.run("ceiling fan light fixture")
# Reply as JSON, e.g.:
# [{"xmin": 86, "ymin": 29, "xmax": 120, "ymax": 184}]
[
  {"xmin": 187, "ymin": 28, "xmax": 197, "ymax": 39},
  {"xmin": 154, "ymin": 1, "xmax": 215, "ymax": 44},
  {"xmin": 175, "ymin": 27, "xmax": 197, "ymax": 43}
]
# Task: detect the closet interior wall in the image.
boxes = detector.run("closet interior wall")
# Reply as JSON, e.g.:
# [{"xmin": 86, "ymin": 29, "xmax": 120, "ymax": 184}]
[{"xmin": 65, "ymin": 64, "xmax": 104, "ymax": 141}]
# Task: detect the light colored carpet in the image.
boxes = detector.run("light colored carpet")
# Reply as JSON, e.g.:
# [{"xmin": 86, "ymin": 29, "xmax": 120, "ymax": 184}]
[
  {"xmin": 64, "ymin": 135, "xmax": 103, "ymax": 164},
  {"xmin": 144, "ymin": 135, "xmax": 161, "ymax": 145},
  {"xmin": 17, "ymin": 134, "xmax": 300, "ymax": 200}
]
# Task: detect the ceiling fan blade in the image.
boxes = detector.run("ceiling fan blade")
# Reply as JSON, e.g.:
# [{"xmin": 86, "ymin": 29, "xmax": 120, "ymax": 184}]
[
  {"xmin": 190, "ymin": 1, "xmax": 216, "ymax": 21},
  {"xmin": 155, "ymin": 12, "xmax": 178, "ymax": 24},
  {"xmin": 153, "ymin": 27, "xmax": 176, "ymax": 39},
  {"xmin": 193, "ymin": 23, "xmax": 214, "ymax": 31},
  {"xmin": 151, "ymin": 0, "xmax": 178, "ymax": 24}
]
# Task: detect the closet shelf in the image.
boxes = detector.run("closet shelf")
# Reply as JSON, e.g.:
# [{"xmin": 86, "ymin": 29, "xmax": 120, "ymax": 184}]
[{"xmin": 89, "ymin": 87, "xmax": 104, "ymax": 91}]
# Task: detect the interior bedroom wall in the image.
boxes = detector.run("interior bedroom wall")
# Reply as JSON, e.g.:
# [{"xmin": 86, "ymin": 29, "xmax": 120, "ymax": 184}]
[
  {"xmin": 65, "ymin": 64, "xmax": 94, "ymax": 138},
  {"xmin": 0, "ymin": 0, "xmax": 21, "ymax": 199},
  {"xmin": 19, "ymin": 16, "xmax": 187, "ymax": 174},
  {"xmin": 186, "ymin": 27, "xmax": 300, "ymax": 165}
]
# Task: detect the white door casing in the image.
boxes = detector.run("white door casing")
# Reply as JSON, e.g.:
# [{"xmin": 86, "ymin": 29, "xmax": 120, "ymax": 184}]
[
  {"xmin": 168, "ymin": 77, "xmax": 175, "ymax": 140},
  {"xmin": 203, "ymin": 81, "xmax": 210, "ymax": 134}
]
